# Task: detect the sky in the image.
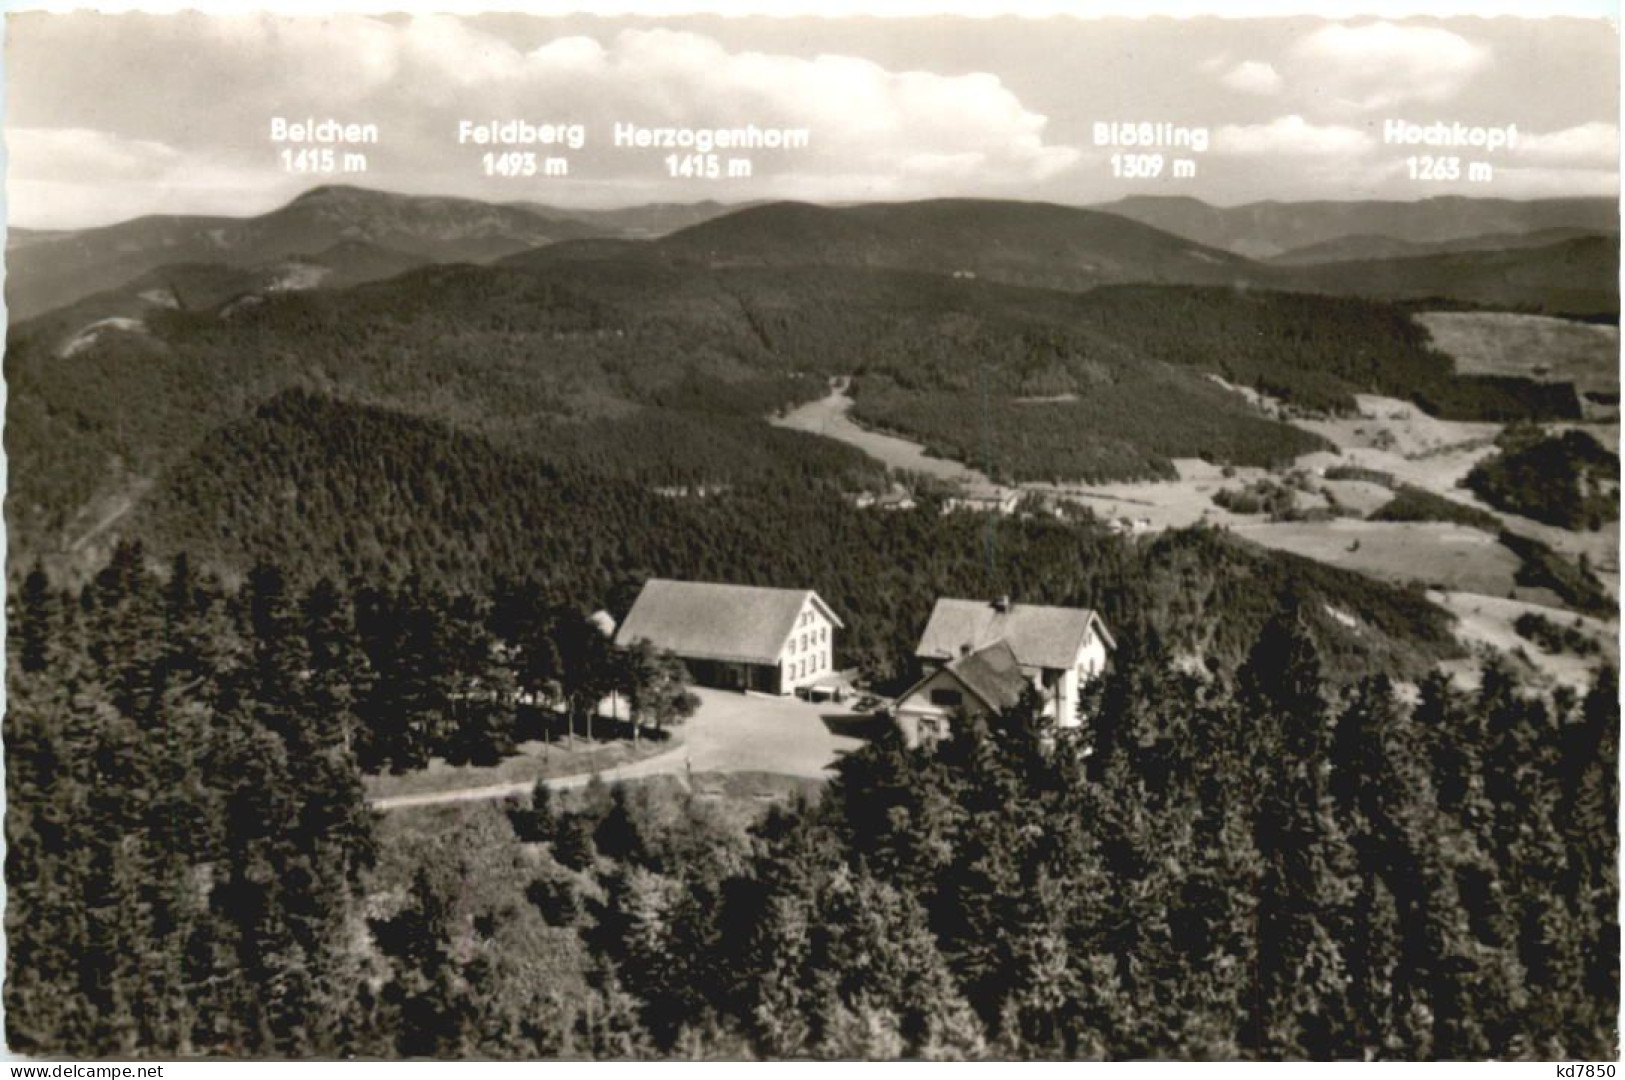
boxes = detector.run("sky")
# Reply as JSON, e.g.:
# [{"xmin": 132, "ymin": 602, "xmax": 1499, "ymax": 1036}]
[{"xmin": 4, "ymin": 11, "xmax": 1619, "ymax": 228}]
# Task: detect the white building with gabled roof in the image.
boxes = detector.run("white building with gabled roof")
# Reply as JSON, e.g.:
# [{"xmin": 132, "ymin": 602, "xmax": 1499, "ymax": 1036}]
[{"xmin": 614, "ymin": 578, "xmax": 842, "ymax": 695}]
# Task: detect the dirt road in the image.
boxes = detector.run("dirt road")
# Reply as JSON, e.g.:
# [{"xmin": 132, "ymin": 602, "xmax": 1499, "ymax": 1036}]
[{"xmin": 370, "ymin": 688, "xmax": 869, "ymax": 811}]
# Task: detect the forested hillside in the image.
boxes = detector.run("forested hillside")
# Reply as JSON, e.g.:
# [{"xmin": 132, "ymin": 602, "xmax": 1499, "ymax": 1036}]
[
  {"xmin": 721, "ymin": 627, "xmax": 1619, "ymax": 1058},
  {"xmin": 1268, "ymin": 227, "xmax": 1607, "ymax": 266},
  {"xmin": 5, "ymin": 262, "xmax": 822, "ymax": 552},
  {"xmin": 523, "ymin": 197, "xmax": 1617, "ymax": 317},
  {"xmin": 9, "ymin": 552, "xmax": 1613, "ymax": 1058},
  {"xmin": 6, "ymin": 185, "xmax": 1619, "ymax": 1061},
  {"xmin": 1293, "ymin": 236, "xmax": 1619, "ymax": 320},
  {"xmin": 618, "ymin": 198, "xmax": 1258, "ymax": 291},
  {"xmin": 532, "ymin": 196, "xmax": 1619, "ymax": 316},
  {"xmin": 9, "ymin": 255, "xmax": 1582, "ymax": 555},
  {"xmin": 121, "ymin": 391, "xmax": 1455, "ymax": 685}
]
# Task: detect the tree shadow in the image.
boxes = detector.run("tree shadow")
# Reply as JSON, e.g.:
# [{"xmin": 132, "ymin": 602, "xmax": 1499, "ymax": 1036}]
[{"xmin": 819, "ymin": 711, "xmax": 891, "ymax": 740}]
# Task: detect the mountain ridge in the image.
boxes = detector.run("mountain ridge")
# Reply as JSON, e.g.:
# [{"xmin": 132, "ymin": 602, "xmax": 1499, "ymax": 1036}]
[
  {"xmin": 1267, "ymin": 226, "xmax": 1613, "ymax": 265},
  {"xmin": 1098, "ymin": 193, "xmax": 1618, "ymax": 259},
  {"xmin": 517, "ymin": 197, "xmax": 1263, "ymax": 295},
  {"xmin": 13, "ymin": 185, "xmax": 1618, "ymax": 325},
  {"xmin": 516, "ymin": 195, "xmax": 1616, "ymax": 315},
  {"xmin": 6, "ymin": 185, "xmax": 608, "ymax": 319}
]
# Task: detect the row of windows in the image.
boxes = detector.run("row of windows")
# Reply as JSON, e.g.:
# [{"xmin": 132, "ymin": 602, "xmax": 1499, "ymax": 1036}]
[
  {"xmin": 786, "ymin": 652, "xmax": 829, "ymax": 682},
  {"xmin": 788, "ymin": 624, "xmax": 828, "ymax": 655}
]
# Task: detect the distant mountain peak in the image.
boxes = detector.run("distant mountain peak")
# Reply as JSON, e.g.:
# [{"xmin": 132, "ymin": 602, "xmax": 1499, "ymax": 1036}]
[{"xmin": 287, "ymin": 183, "xmax": 380, "ymax": 205}]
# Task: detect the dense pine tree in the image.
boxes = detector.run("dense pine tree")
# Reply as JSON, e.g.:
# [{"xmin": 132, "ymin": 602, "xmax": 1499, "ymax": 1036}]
[{"xmin": 5, "ymin": 543, "xmax": 1617, "ymax": 1059}]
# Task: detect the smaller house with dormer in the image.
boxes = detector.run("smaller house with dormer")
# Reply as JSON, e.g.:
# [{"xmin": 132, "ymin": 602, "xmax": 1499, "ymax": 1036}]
[{"xmin": 894, "ymin": 596, "xmax": 1113, "ymax": 745}]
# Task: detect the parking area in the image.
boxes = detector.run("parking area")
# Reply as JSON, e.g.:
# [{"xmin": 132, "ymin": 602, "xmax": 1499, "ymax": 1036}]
[
  {"xmin": 370, "ymin": 685, "xmax": 883, "ymax": 810},
  {"xmin": 679, "ymin": 687, "xmax": 877, "ymax": 778}
]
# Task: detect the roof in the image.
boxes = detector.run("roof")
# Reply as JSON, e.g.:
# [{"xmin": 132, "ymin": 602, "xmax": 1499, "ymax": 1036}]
[
  {"xmin": 915, "ymin": 598, "xmax": 1113, "ymax": 671},
  {"xmin": 898, "ymin": 640, "xmax": 1033, "ymax": 714},
  {"xmin": 614, "ymin": 579, "xmax": 843, "ymax": 666},
  {"xmin": 945, "ymin": 640, "xmax": 1033, "ymax": 712}
]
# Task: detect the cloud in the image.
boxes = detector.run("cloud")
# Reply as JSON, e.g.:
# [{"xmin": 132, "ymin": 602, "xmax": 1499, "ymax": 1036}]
[
  {"xmin": 450, "ymin": 27, "xmax": 1083, "ymax": 187},
  {"xmin": 1291, "ymin": 22, "xmax": 1491, "ymax": 111},
  {"xmin": 7, "ymin": 128, "xmax": 186, "ymax": 182},
  {"xmin": 1219, "ymin": 61, "xmax": 1282, "ymax": 96},
  {"xmin": 6, "ymin": 14, "xmax": 1610, "ymax": 219},
  {"xmin": 5, "ymin": 124, "xmax": 364, "ymax": 230},
  {"xmin": 6, "ymin": 127, "xmax": 310, "ymax": 227},
  {"xmin": 1215, "ymin": 115, "xmax": 1374, "ymax": 157},
  {"xmin": 9, "ymin": 17, "xmax": 1081, "ymax": 224},
  {"xmin": 1514, "ymin": 122, "xmax": 1620, "ymax": 168}
]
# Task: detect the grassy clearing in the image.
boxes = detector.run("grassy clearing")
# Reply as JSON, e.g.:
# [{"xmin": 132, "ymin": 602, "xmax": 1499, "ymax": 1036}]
[
  {"xmin": 686, "ymin": 771, "xmax": 829, "ymax": 830},
  {"xmin": 1431, "ymin": 590, "xmax": 1618, "ymax": 693},
  {"xmin": 772, "ymin": 386, "xmax": 989, "ymax": 483},
  {"xmin": 688, "ymin": 770, "xmax": 826, "ymax": 801},
  {"xmin": 1233, "ymin": 519, "xmax": 1523, "ymax": 597},
  {"xmin": 1293, "ymin": 394, "xmax": 1501, "ymax": 463},
  {"xmin": 1417, "ymin": 311, "xmax": 1619, "ymax": 404},
  {"xmin": 1320, "ymin": 478, "xmax": 1395, "ymax": 516}
]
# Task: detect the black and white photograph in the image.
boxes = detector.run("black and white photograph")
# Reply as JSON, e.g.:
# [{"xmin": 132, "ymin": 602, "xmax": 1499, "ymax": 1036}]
[{"xmin": 2, "ymin": 0, "xmax": 1620, "ymax": 1063}]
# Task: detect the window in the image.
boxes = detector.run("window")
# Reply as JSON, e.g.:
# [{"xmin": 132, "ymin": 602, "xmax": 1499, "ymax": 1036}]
[
  {"xmin": 930, "ymin": 688, "xmax": 963, "ymax": 708},
  {"xmin": 919, "ymin": 717, "xmax": 942, "ymax": 740}
]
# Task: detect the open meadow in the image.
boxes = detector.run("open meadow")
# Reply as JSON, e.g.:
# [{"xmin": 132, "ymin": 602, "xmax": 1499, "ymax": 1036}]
[
  {"xmin": 1417, "ymin": 310, "xmax": 1620, "ymax": 417},
  {"xmin": 1231, "ymin": 519, "xmax": 1523, "ymax": 596}
]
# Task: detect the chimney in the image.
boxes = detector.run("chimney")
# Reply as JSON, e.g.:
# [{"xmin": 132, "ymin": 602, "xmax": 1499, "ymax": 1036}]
[{"xmin": 993, "ymin": 595, "xmax": 1011, "ymax": 613}]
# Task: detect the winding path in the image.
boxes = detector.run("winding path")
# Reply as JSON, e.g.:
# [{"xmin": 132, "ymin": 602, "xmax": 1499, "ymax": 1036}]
[{"xmin": 369, "ymin": 742, "xmax": 693, "ymax": 811}]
